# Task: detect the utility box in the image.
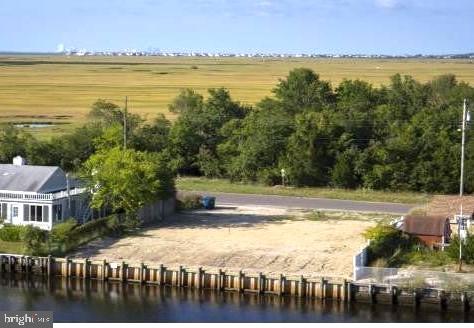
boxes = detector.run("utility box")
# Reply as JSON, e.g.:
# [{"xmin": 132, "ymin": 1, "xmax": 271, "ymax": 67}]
[{"xmin": 201, "ymin": 196, "xmax": 216, "ymax": 210}]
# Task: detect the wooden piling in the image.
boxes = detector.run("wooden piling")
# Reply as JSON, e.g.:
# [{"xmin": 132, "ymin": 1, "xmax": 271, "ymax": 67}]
[
  {"xmin": 8, "ymin": 256, "xmax": 13, "ymax": 273},
  {"xmin": 391, "ymin": 286, "xmax": 398, "ymax": 305},
  {"xmin": 47, "ymin": 255, "xmax": 53, "ymax": 277},
  {"xmin": 217, "ymin": 269, "xmax": 223, "ymax": 290},
  {"xmin": 347, "ymin": 281, "xmax": 352, "ymax": 302},
  {"xmin": 158, "ymin": 264, "xmax": 164, "ymax": 285},
  {"xmin": 257, "ymin": 272, "xmax": 263, "ymax": 294},
  {"xmin": 279, "ymin": 274, "xmax": 284, "ymax": 296},
  {"xmin": 461, "ymin": 292, "xmax": 469, "ymax": 312},
  {"xmin": 120, "ymin": 261, "xmax": 126, "ymax": 282},
  {"xmin": 140, "ymin": 263, "xmax": 146, "ymax": 284},
  {"xmin": 197, "ymin": 267, "xmax": 203, "ymax": 289},
  {"xmin": 368, "ymin": 284, "xmax": 374, "ymax": 304},
  {"xmin": 319, "ymin": 277, "xmax": 325, "ymax": 299},
  {"xmin": 238, "ymin": 271, "xmax": 244, "ymax": 292},
  {"xmin": 177, "ymin": 266, "xmax": 183, "ymax": 287},
  {"xmin": 438, "ymin": 290, "xmax": 447, "ymax": 310},
  {"xmin": 83, "ymin": 258, "xmax": 88, "ymax": 279},
  {"xmin": 297, "ymin": 276, "xmax": 305, "ymax": 298},
  {"xmin": 102, "ymin": 260, "xmax": 107, "ymax": 281},
  {"xmin": 65, "ymin": 257, "xmax": 71, "ymax": 277}
]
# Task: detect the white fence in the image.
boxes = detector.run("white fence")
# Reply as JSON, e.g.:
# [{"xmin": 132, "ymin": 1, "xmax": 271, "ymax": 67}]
[
  {"xmin": 353, "ymin": 240, "xmax": 371, "ymax": 280},
  {"xmin": 354, "ymin": 266, "xmax": 474, "ymax": 291},
  {"xmin": 352, "ymin": 239, "xmax": 474, "ymax": 291}
]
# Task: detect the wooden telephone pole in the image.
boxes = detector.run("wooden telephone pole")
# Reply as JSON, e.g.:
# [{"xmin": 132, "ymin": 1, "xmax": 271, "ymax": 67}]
[
  {"xmin": 458, "ymin": 98, "xmax": 469, "ymax": 271},
  {"xmin": 123, "ymin": 96, "xmax": 128, "ymax": 150}
]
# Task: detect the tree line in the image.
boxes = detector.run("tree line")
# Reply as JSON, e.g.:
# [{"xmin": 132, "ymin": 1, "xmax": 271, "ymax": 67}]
[{"xmin": 1, "ymin": 68, "xmax": 474, "ymax": 194}]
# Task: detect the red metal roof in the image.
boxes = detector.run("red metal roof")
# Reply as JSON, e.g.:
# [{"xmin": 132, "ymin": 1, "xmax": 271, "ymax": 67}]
[{"xmin": 402, "ymin": 215, "xmax": 451, "ymax": 237}]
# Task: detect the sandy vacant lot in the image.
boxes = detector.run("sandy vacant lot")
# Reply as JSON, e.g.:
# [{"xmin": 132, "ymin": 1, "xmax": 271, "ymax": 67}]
[{"xmin": 71, "ymin": 206, "xmax": 388, "ymax": 278}]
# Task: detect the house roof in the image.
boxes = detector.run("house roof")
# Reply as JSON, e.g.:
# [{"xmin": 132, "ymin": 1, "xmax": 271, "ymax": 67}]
[
  {"xmin": 0, "ymin": 164, "xmax": 75, "ymax": 193},
  {"xmin": 402, "ymin": 215, "xmax": 451, "ymax": 237}
]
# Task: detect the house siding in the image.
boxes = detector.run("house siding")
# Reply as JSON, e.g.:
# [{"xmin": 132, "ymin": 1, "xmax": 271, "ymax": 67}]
[{"xmin": 0, "ymin": 194, "xmax": 87, "ymax": 231}]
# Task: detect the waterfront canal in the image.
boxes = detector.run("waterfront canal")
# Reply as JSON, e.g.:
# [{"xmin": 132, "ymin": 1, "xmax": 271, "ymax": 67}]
[{"xmin": 0, "ymin": 275, "xmax": 471, "ymax": 323}]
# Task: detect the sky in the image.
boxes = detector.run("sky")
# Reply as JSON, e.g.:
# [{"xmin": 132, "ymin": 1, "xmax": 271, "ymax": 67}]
[{"xmin": 0, "ymin": 0, "xmax": 473, "ymax": 55}]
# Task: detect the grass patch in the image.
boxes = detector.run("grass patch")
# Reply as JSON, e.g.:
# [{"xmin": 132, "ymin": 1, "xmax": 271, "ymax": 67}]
[
  {"xmin": 402, "ymin": 248, "xmax": 454, "ymax": 268},
  {"xmin": 0, "ymin": 240, "xmax": 24, "ymax": 254},
  {"xmin": 176, "ymin": 177, "xmax": 431, "ymax": 204},
  {"xmin": 306, "ymin": 210, "xmax": 394, "ymax": 222}
]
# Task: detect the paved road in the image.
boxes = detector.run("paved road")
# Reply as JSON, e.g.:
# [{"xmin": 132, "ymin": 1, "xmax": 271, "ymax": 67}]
[{"xmin": 197, "ymin": 192, "xmax": 415, "ymax": 214}]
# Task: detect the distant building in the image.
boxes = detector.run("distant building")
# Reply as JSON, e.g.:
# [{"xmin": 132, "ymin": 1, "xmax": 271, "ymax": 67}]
[{"xmin": 0, "ymin": 156, "xmax": 89, "ymax": 230}]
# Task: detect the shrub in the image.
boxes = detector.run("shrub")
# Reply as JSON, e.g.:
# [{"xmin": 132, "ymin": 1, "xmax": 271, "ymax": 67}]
[
  {"xmin": 50, "ymin": 219, "xmax": 77, "ymax": 244},
  {"xmin": 257, "ymin": 168, "xmax": 282, "ymax": 186},
  {"xmin": 403, "ymin": 248, "xmax": 452, "ymax": 267},
  {"xmin": 363, "ymin": 223, "xmax": 419, "ymax": 266},
  {"xmin": 0, "ymin": 224, "xmax": 28, "ymax": 242},
  {"xmin": 330, "ymin": 150, "xmax": 358, "ymax": 188},
  {"xmin": 49, "ymin": 215, "xmax": 126, "ymax": 255},
  {"xmin": 446, "ymin": 235, "xmax": 474, "ymax": 264},
  {"xmin": 20, "ymin": 225, "xmax": 48, "ymax": 255},
  {"xmin": 177, "ymin": 192, "xmax": 202, "ymax": 210}
]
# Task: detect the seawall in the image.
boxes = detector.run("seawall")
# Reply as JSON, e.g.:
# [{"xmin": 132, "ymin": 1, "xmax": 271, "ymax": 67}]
[{"xmin": 0, "ymin": 253, "xmax": 471, "ymax": 313}]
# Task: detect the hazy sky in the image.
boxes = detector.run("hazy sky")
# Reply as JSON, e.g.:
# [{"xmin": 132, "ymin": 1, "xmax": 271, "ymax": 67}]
[{"xmin": 1, "ymin": 0, "xmax": 473, "ymax": 54}]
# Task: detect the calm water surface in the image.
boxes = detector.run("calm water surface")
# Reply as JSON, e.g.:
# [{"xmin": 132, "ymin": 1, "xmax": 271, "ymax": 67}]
[{"xmin": 0, "ymin": 275, "xmax": 471, "ymax": 323}]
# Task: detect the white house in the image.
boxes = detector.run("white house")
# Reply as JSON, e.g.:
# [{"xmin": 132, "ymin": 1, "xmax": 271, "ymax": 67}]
[{"xmin": 0, "ymin": 156, "xmax": 89, "ymax": 230}]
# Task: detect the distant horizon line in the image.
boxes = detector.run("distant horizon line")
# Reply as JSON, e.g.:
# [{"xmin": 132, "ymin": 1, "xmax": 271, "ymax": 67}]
[{"xmin": 1, "ymin": 50, "xmax": 474, "ymax": 58}]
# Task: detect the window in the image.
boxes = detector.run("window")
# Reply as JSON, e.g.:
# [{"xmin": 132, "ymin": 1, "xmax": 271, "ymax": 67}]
[
  {"xmin": 30, "ymin": 205, "xmax": 42, "ymax": 222},
  {"xmin": 25, "ymin": 205, "xmax": 49, "ymax": 223},
  {"xmin": 71, "ymin": 200, "xmax": 76, "ymax": 218},
  {"xmin": 23, "ymin": 204, "xmax": 29, "ymax": 221},
  {"xmin": 53, "ymin": 204, "xmax": 62, "ymax": 221},
  {"xmin": 0, "ymin": 203, "xmax": 6, "ymax": 220},
  {"xmin": 12, "ymin": 206, "xmax": 18, "ymax": 218},
  {"xmin": 43, "ymin": 206, "xmax": 49, "ymax": 222}
]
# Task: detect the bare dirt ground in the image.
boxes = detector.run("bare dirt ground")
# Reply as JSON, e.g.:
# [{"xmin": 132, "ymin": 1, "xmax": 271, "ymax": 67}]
[
  {"xmin": 71, "ymin": 206, "xmax": 388, "ymax": 278},
  {"xmin": 423, "ymin": 195, "xmax": 474, "ymax": 218}
]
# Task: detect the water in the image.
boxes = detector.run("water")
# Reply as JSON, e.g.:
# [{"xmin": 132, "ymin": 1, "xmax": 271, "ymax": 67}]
[
  {"xmin": 0, "ymin": 275, "xmax": 471, "ymax": 323},
  {"xmin": 14, "ymin": 123, "xmax": 54, "ymax": 129}
]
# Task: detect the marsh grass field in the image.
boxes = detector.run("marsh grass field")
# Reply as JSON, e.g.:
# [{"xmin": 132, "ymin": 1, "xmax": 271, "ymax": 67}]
[{"xmin": 1, "ymin": 55, "xmax": 474, "ymax": 138}]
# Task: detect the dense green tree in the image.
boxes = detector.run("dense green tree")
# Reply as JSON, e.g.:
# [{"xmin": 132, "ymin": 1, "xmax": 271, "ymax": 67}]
[
  {"xmin": 131, "ymin": 114, "xmax": 171, "ymax": 153},
  {"xmin": 331, "ymin": 147, "xmax": 361, "ymax": 188},
  {"xmin": 0, "ymin": 125, "xmax": 28, "ymax": 163},
  {"xmin": 81, "ymin": 147, "xmax": 175, "ymax": 217},
  {"xmin": 281, "ymin": 111, "xmax": 338, "ymax": 186},
  {"xmin": 168, "ymin": 89, "xmax": 204, "ymax": 115},
  {"xmin": 273, "ymin": 68, "xmax": 335, "ymax": 115},
  {"xmin": 225, "ymin": 106, "xmax": 294, "ymax": 182},
  {"xmin": 168, "ymin": 88, "xmax": 249, "ymax": 176},
  {"xmin": 52, "ymin": 123, "xmax": 103, "ymax": 171}
]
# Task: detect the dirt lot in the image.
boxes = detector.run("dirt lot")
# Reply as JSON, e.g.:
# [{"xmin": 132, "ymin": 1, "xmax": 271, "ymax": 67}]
[
  {"xmin": 423, "ymin": 195, "xmax": 474, "ymax": 218},
  {"xmin": 71, "ymin": 206, "xmax": 390, "ymax": 278}
]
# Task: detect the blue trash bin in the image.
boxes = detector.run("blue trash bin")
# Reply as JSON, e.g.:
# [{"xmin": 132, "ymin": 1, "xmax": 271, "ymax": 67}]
[{"xmin": 201, "ymin": 196, "xmax": 216, "ymax": 209}]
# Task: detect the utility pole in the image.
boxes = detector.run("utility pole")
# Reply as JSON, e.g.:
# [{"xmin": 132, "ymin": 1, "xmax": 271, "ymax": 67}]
[
  {"xmin": 458, "ymin": 98, "xmax": 468, "ymax": 271},
  {"xmin": 123, "ymin": 96, "xmax": 128, "ymax": 150}
]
